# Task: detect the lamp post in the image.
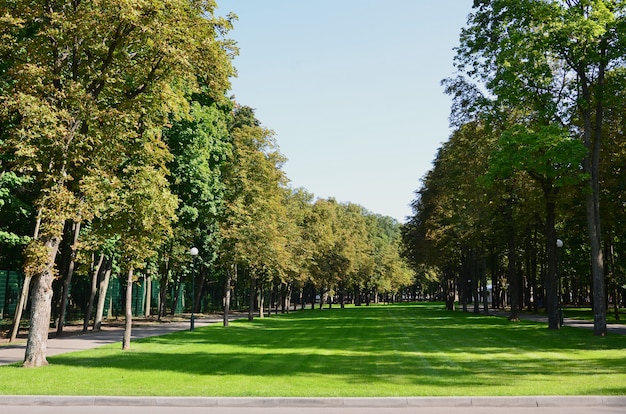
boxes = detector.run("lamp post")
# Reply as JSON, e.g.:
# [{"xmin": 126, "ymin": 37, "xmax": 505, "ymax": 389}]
[{"xmin": 189, "ymin": 247, "xmax": 199, "ymax": 331}]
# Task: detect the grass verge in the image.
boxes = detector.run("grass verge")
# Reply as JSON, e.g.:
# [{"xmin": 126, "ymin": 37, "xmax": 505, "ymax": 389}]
[{"xmin": 0, "ymin": 302, "xmax": 624, "ymax": 397}]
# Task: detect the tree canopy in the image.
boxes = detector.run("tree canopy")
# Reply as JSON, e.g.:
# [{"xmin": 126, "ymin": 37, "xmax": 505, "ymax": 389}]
[
  {"xmin": 0, "ymin": 0, "xmax": 414, "ymax": 366},
  {"xmin": 404, "ymin": 0, "xmax": 626, "ymax": 332}
]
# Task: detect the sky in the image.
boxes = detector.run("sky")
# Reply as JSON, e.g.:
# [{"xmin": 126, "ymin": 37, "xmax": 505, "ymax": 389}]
[{"xmin": 218, "ymin": 1, "xmax": 474, "ymax": 223}]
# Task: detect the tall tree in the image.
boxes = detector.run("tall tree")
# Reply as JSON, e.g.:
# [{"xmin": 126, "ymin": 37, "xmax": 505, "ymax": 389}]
[
  {"xmin": 163, "ymin": 99, "xmax": 232, "ymax": 319},
  {"xmin": 456, "ymin": 0, "xmax": 626, "ymax": 335},
  {"xmin": 488, "ymin": 124, "xmax": 587, "ymax": 328},
  {"xmin": 219, "ymin": 105, "xmax": 287, "ymax": 321},
  {"xmin": 114, "ymin": 159, "xmax": 178, "ymax": 350},
  {"xmin": 0, "ymin": 0, "xmax": 234, "ymax": 366}
]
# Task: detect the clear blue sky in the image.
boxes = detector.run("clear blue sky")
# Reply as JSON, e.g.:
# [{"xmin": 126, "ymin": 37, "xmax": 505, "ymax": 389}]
[{"xmin": 219, "ymin": 1, "xmax": 474, "ymax": 223}]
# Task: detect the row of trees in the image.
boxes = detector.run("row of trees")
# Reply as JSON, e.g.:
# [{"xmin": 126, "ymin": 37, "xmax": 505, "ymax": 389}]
[
  {"xmin": 0, "ymin": 1, "xmax": 413, "ymax": 367},
  {"xmin": 403, "ymin": 0, "xmax": 626, "ymax": 335}
]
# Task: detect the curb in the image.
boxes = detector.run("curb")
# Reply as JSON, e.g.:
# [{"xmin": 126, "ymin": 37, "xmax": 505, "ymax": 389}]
[{"xmin": 0, "ymin": 396, "xmax": 624, "ymax": 407}]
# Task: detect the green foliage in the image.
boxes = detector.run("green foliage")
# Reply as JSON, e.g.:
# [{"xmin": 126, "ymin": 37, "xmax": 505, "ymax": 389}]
[
  {"xmin": 164, "ymin": 100, "xmax": 231, "ymax": 268},
  {"xmin": 407, "ymin": 1, "xmax": 626, "ymax": 319},
  {"xmin": 22, "ymin": 239, "xmax": 52, "ymax": 278},
  {"xmin": 0, "ymin": 0, "xmax": 416, "ymax": 330},
  {"xmin": 488, "ymin": 124, "xmax": 588, "ymax": 188},
  {"xmin": 219, "ymin": 105, "xmax": 288, "ymax": 275},
  {"xmin": 404, "ymin": 122, "xmax": 497, "ymax": 272},
  {"xmin": 0, "ymin": 0, "xmax": 235, "ymax": 267},
  {"xmin": 305, "ymin": 199, "xmax": 411, "ymax": 297},
  {"xmin": 0, "ymin": 171, "xmax": 33, "ymax": 253}
]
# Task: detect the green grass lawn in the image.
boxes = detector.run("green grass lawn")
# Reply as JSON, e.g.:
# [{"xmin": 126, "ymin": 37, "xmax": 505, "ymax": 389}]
[{"xmin": 0, "ymin": 302, "xmax": 624, "ymax": 397}]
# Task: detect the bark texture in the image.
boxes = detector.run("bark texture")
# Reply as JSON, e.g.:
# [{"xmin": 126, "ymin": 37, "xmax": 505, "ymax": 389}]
[{"xmin": 23, "ymin": 236, "xmax": 61, "ymax": 367}]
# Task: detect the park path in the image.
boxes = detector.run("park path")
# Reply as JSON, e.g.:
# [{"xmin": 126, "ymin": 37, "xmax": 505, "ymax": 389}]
[
  {"xmin": 0, "ymin": 316, "xmax": 229, "ymax": 366},
  {"xmin": 484, "ymin": 309, "xmax": 626, "ymax": 335}
]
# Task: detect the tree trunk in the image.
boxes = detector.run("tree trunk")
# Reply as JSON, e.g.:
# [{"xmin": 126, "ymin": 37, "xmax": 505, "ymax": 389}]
[
  {"xmin": 194, "ymin": 265, "xmax": 204, "ymax": 315},
  {"xmin": 472, "ymin": 250, "xmax": 480, "ymax": 314},
  {"xmin": 354, "ymin": 286, "xmax": 361, "ymax": 307},
  {"xmin": 171, "ymin": 275, "xmax": 181, "ymax": 316},
  {"xmin": 267, "ymin": 282, "xmax": 274, "ymax": 316},
  {"xmin": 491, "ymin": 252, "xmax": 500, "ymax": 310},
  {"xmin": 248, "ymin": 275, "xmax": 255, "ymax": 321},
  {"xmin": 481, "ymin": 255, "xmax": 488, "ymax": 314},
  {"xmin": 281, "ymin": 283, "xmax": 289, "ymax": 313},
  {"xmin": 580, "ymin": 65, "xmax": 607, "ymax": 336},
  {"xmin": 144, "ymin": 274, "xmax": 151, "ymax": 317},
  {"xmin": 258, "ymin": 281, "xmax": 265, "ymax": 319},
  {"xmin": 504, "ymin": 193, "xmax": 519, "ymax": 321},
  {"xmin": 83, "ymin": 253, "xmax": 104, "ymax": 332},
  {"xmin": 57, "ymin": 221, "xmax": 81, "ymax": 336},
  {"xmin": 23, "ymin": 235, "xmax": 62, "ymax": 367},
  {"xmin": 122, "ymin": 268, "xmax": 134, "ymax": 350},
  {"xmin": 507, "ymin": 232, "xmax": 519, "ymax": 320},
  {"xmin": 545, "ymin": 195, "xmax": 560, "ymax": 330},
  {"xmin": 339, "ymin": 287, "xmax": 345, "ymax": 309},
  {"xmin": 614, "ymin": 285, "xmax": 621, "ymax": 322},
  {"xmin": 461, "ymin": 250, "xmax": 469, "ymax": 313},
  {"xmin": 93, "ymin": 257, "xmax": 112, "ymax": 331},
  {"xmin": 158, "ymin": 257, "xmax": 170, "ymax": 320},
  {"xmin": 223, "ymin": 263, "xmax": 235, "ymax": 327},
  {"xmin": 444, "ymin": 272, "xmax": 455, "ymax": 311}
]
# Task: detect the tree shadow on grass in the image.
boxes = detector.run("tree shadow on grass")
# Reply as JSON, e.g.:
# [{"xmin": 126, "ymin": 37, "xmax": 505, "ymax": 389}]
[
  {"xmin": 38, "ymin": 304, "xmax": 624, "ymax": 394},
  {"xmin": 45, "ymin": 345, "xmax": 626, "ymax": 395},
  {"xmin": 134, "ymin": 304, "xmax": 624, "ymax": 356}
]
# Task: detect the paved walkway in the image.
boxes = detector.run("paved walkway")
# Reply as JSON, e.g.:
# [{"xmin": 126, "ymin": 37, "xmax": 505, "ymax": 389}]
[
  {"xmin": 0, "ymin": 316, "xmax": 227, "ymax": 366},
  {"xmin": 485, "ymin": 309, "xmax": 626, "ymax": 335}
]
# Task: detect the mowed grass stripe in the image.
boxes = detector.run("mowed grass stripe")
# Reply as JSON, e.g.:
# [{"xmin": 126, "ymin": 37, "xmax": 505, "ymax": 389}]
[{"xmin": 0, "ymin": 302, "xmax": 624, "ymax": 396}]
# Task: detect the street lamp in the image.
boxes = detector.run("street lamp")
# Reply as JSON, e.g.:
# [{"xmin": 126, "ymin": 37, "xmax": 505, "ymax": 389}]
[{"xmin": 189, "ymin": 247, "xmax": 199, "ymax": 331}]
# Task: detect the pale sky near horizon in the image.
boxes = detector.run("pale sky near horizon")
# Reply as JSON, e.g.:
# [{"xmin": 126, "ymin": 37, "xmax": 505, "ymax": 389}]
[{"xmin": 219, "ymin": 1, "xmax": 474, "ymax": 223}]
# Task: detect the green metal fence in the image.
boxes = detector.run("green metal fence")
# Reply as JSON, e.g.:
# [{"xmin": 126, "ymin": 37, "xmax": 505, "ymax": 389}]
[
  {"xmin": 0, "ymin": 270, "xmax": 23, "ymax": 319},
  {"xmin": 1, "ymin": 271, "xmax": 184, "ymax": 320},
  {"xmin": 100, "ymin": 276, "xmax": 182, "ymax": 317}
]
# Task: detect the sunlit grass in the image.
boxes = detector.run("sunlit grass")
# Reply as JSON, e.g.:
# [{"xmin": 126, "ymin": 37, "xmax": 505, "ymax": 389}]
[{"xmin": 0, "ymin": 302, "xmax": 624, "ymax": 396}]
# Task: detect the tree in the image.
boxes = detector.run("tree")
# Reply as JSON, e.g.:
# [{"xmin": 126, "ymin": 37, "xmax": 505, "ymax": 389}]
[
  {"xmin": 404, "ymin": 120, "xmax": 501, "ymax": 311},
  {"xmin": 219, "ymin": 105, "xmax": 288, "ymax": 321},
  {"xmin": 456, "ymin": 0, "xmax": 626, "ymax": 335},
  {"xmin": 334, "ymin": 203, "xmax": 371, "ymax": 306},
  {"xmin": 306, "ymin": 199, "xmax": 343, "ymax": 307},
  {"xmin": 114, "ymin": 160, "xmax": 178, "ymax": 350},
  {"xmin": 272, "ymin": 187, "xmax": 314, "ymax": 312},
  {"xmin": 365, "ymin": 214, "xmax": 413, "ymax": 303},
  {"xmin": 0, "ymin": 0, "xmax": 234, "ymax": 366},
  {"xmin": 163, "ymin": 99, "xmax": 232, "ymax": 319},
  {"xmin": 488, "ymin": 124, "xmax": 587, "ymax": 328}
]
